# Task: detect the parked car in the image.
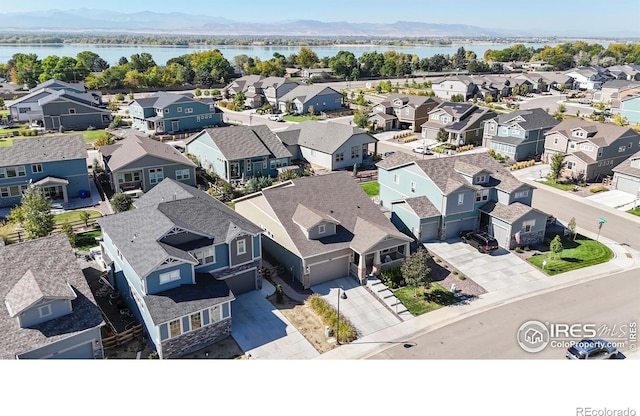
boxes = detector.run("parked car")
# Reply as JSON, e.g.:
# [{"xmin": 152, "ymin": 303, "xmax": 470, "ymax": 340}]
[
  {"xmin": 413, "ymin": 146, "xmax": 433, "ymax": 155},
  {"xmin": 459, "ymin": 230, "xmax": 499, "ymax": 254},
  {"xmin": 383, "ymin": 151, "xmax": 396, "ymax": 158},
  {"xmin": 566, "ymin": 339, "xmax": 618, "ymax": 360},
  {"xmin": 268, "ymin": 114, "xmax": 284, "ymax": 122}
]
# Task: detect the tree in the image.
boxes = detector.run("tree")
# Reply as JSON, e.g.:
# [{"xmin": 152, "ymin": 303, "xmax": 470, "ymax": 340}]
[
  {"xmin": 611, "ymin": 113, "xmax": 628, "ymax": 126},
  {"xmin": 79, "ymin": 210, "xmax": 91, "ymax": 228},
  {"xmin": 550, "ymin": 235, "xmax": 563, "ymax": 259},
  {"xmin": 194, "ymin": 87, "xmax": 201, "ymax": 97},
  {"xmin": 550, "ymin": 152, "xmax": 567, "ymax": 181},
  {"xmin": 308, "ymin": 105, "xmax": 315, "ymax": 116},
  {"xmin": 437, "ymin": 128, "xmax": 449, "ymax": 143},
  {"xmin": 61, "ymin": 220, "xmax": 76, "ymax": 248},
  {"xmin": 111, "ymin": 193, "xmax": 133, "ymax": 213},
  {"xmin": 352, "ymin": 109, "xmax": 370, "ymax": 129},
  {"xmin": 93, "ymin": 132, "xmax": 115, "ymax": 148},
  {"xmin": 9, "ymin": 186, "xmax": 54, "ymax": 240},
  {"xmin": 297, "ymin": 47, "xmax": 319, "ymax": 68},
  {"xmin": 568, "ymin": 217, "xmax": 577, "ymax": 241},
  {"xmin": 232, "ymin": 91, "xmax": 246, "ymax": 108},
  {"xmin": 400, "ymin": 247, "xmax": 432, "ymax": 297}
]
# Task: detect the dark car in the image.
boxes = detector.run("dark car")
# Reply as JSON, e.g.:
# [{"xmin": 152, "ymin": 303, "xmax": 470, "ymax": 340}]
[
  {"xmin": 566, "ymin": 339, "xmax": 618, "ymax": 360},
  {"xmin": 459, "ymin": 230, "xmax": 499, "ymax": 254},
  {"xmin": 383, "ymin": 151, "xmax": 396, "ymax": 157}
]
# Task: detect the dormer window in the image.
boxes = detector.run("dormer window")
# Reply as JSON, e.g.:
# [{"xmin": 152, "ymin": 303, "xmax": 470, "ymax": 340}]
[
  {"xmin": 475, "ymin": 174, "xmax": 487, "ymax": 183},
  {"xmin": 318, "ymin": 224, "xmax": 326, "ymax": 234}
]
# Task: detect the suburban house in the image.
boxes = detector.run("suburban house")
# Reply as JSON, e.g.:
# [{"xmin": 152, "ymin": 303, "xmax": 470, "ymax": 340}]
[
  {"xmin": 528, "ymin": 72, "xmax": 575, "ymax": 92},
  {"xmin": 612, "ymin": 151, "xmax": 640, "ymax": 196},
  {"xmin": 0, "ymin": 233, "xmax": 104, "ymax": 359},
  {"xmin": 224, "ymin": 75, "xmax": 299, "ymax": 109},
  {"xmin": 371, "ymin": 94, "xmax": 440, "ymax": 132},
  {"xmin": 564, "ymin": 67, "xmax": 611, "ymax": 90},
  {"xmin": 606, "ymin": 64, "xmax": 640, "ymax": 81},
  {"xmin": 430, "ymin": 75, "xmax": 478, "ymax": 101},
  {"xmin": 99, "ymin": 134, "xmax": 197, "ymax": 194},
  {"xmin": 0, "ymin": 135, "xmax": 90, "ymax": 209},
  {"xmin": 378, "ymin": 152, "xmax": 547, "ymax": 249},
  {"xmin": 277, "ymin": 85, "xmax": 344, "ymax": 115},
  {"xmin": 234, "ymin": 172, "xmax": 413, "ymax": 287},
  {"xmin": 129, "ymin": 92, "xmax": 222, "ymax": 135},
  {"xmin": 618, "ymin": 94, "xmax": 640, "ymax": 125},
  {"xmin": 184, "ymin": 125, "xmax": 293, "ymax": 183},
  {"xmin": 482, "ymin": 108, "xmax": 559, "ymax": 161},
  {"xmin": 96, "ymin": 178, "xmax": 263, "ymax": 359},
  {"xmin": 301, "ymin": 68, "xmax": 334, "ymax": 79},
  {"xmin": 593, "ymin": 80, "xmax": 640, "ymax": 104},
  {"xmin": 275, "ymin": 121, "xmax": 377, "ymax": 172},
  {"xmin": 543, "ymin": 119, "xmax": 640, "ymax": 182},
  {"xmin": 421, "ymin": 102, "xmax": 497, "ymax": 146}
]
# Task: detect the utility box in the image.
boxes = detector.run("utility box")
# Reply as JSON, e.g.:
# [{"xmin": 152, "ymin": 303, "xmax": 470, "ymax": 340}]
[{"xmin": 325, "ymin": 325, "xmax": 331, "ymax": 337}]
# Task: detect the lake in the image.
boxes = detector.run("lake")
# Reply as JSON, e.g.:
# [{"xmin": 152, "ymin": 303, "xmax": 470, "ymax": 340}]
[{"xmin": 0, "ymin": 42, "xmax": 564, "ymax": 65}]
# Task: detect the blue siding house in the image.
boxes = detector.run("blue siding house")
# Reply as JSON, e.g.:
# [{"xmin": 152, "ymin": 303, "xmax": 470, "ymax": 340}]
[
  {"xmin": 185, "ymin": 125, "xmax": 292, "ymax": 183},
  {"xmin": 97, "ymin": 178, "xmax": 263, "ymax": 359},
  {"xmin": 378, "ymin": 152, "xmax": 548, "ymax": 249},
  {"xmin": 482, "ymin": 108, "xmax": 559, "ymax": 162},
  {"xmin": 0, "ymin": 234, "xmax": 104, "ymax": 359},
  {"xmin": 0, "ymin": 135, "xmax": 90, "ymax": 209},
  {"xmin": 129, "ymin": 92, "xmax": 223, "ymax": 135},
  {"xmin": 277, "ymin": 85, "xmax": 344, "ymax": 115}
]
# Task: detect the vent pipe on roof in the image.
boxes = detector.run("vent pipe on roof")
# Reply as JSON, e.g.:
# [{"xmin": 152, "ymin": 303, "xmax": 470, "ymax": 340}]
[{"xmin": 172, "ymin": 193, "xmax": 176, "ymax": 201}]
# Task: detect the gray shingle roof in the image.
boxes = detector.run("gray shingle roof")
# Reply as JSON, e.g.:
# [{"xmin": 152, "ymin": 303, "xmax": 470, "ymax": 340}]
[
  {"xmin": 98, "ymin": 178, "xmax": 262, "ymax": 279},
  {"xmin": 480, "ymin": 201, "xmax": 535, "ymax": 224},
  {"xmin": 375, "ymin": 151, "xmax": 420, "ymax": 170},
  {"xmin": 492, "ymin": 108, "xmax": 559, "ymax": 131},
  {"xmin": 0, "ymin": 234, "xmax": 103, "ymax": 359},
  {"xmin": 186, "ymin": 125, "xmax": 291, "ymax": 160},
  {"xmin": 378, "ymin": 94, "xmax": 440, "ymax": 109},
  {"xmin": 100, "ymin": 134, "xmax": 196, "ymax": 171},
  {"xmin": 547, "ymin": 119, "xmax": 639, "ymax": 147},
  {"xmin": 279, "ymin": 85, "xmax": 341, "ymax": 104},
  {"xmin": 0, "ymin": 135, "xmax": 87, "ymax": 166},
  {"xmin": 131, "ymin": 91, "xmax": 193, "ymax": 109},
  {"xmin": 256, "ymin": 172, "xmax": 411, "ymax": 258},
  {"xmin": 403, "ymin": 196, "xmax": 440, "ymax": 218},
  {"xmin": 276, "ymin": 121, "xmax": 376, "ymax": 154},
  {"xmin": 612, "ymin": 150, "xmax": 640, "ymax": 177},
  {"xmin": 292, "ymin": 203, "xmax": 340, "ymax": 231}
]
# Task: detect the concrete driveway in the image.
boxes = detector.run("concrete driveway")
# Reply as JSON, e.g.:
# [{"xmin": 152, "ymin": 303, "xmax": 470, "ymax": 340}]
[
  {"xmin": 424, "ymin": 240, "xmax": 548, "ymax": 292},
  {"xmin": 231, "ymin": 282, "xmax": 319, "ymax": 359}
]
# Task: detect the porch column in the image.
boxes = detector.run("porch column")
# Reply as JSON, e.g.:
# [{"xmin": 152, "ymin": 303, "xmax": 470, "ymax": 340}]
[
  {"xmin": 404, "ymin": 242, "xmax": 410, "ymax": 257},
  {"xmin": 357, "ymin": 252, "xmax": 366, "ymax": 278},
  {"xmin": 373, "ymin": 250, "xmax": 381, "ymax": 266},
  {"xmin": 62, "ymin": 185, "xmax": 68, "ymax": 203}
]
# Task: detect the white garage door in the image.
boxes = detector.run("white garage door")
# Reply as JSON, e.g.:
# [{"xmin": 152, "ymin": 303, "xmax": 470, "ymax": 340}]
[
  {"xmin": 615, "ymin": 176, "xmax": 640, "ymax": 195},
  {"xmin": 420, "ymin": 221, "xmax": 439, "ymax": 242},
  {"xmin": 309, "ymin": 257, "xmax": 350, "ymax": 286},
  {"xmin": 490, "ymin": 223, "xmax": 510, "ymax": 249}
]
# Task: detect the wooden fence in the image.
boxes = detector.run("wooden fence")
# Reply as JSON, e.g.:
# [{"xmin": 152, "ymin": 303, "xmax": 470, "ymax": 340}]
[
  {"xmin": 102, "ymin": 324, "xmax": 144, "ymax": 350},
  {"xmin": 2, "ymin": 218, "xmax": 100, "ymax": 244}
]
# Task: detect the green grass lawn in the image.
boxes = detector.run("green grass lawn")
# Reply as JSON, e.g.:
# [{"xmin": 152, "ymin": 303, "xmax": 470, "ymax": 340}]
[
  {"xmin": 0, "ymin": 129, "xmax": 107, "ymax": 146},
  {"xmin": 527, "ymin": 234, "xmax": 613, "ymax": 275},
  {"xmin": 538, "ymin": 179, "xmax": 577, "ymax": 191},
  {"xmin": 359, "ymin": 181, "xmax": 379, "ymax": 196},
  {"xmin": 627, "ymin": 206, "xmax": 640, "ymax": 217},
  {"xmin": 74, "ymin": 230, "xmax": 102, "ymax": 251},
  {"xmin": 283, "ymin": 114, "xmax": 320, "ymax": 122},
  {"xmin": 54, "ymin": 209, "xmax": 103, "ymax": 225},
  {"xmin": 394, "ymin": 283, "xmax": 460, "ymax": 316}
]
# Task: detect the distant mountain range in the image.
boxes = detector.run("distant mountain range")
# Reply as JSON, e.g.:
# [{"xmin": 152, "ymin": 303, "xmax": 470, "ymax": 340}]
[{"xmin": 0, "ymin": 9, "xmax": 634, "ymax": 38}]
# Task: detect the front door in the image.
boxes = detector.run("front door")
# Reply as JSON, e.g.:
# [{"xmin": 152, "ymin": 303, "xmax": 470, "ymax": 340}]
[
  {"xmin": 52, "ymin": 116, "xmax": 61, "ymax": 129},
  {"xmin": 171, "ymin": 120, "xmax": 179, "ymax": 132}
]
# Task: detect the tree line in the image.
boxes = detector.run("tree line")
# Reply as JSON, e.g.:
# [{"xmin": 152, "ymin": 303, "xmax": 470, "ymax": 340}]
[{"xmin": 1, "ymin": 41, "xmax": 638, "ymax": 90}]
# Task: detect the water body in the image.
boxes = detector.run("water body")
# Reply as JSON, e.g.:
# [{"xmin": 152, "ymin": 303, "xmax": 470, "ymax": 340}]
[{"xmin": 0, "ymin": 42, "xmax": 564, "ymax": 65}]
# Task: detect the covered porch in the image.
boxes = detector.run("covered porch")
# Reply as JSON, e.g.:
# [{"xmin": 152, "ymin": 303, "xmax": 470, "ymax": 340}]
[
  {"xmin": 350, "ymin": 241, "xmax": 411, "ymax": 282},
  {"xmin": 32, "ymin": 176, "xmax": 69, "ymax": 203}
]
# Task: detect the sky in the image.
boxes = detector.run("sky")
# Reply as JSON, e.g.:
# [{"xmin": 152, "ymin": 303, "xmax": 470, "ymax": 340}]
[{"xmin": 1, "ymin": 0, "xmax": 639, "ymax": 36}]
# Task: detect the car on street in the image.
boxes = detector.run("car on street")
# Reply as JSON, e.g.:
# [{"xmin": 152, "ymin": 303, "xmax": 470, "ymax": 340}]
[
  {"xmin": 459, "ymin": 230, "xmax": 499, "ymax": 254},
  {"xmin": 268, "ymin": 114, "xmax": 284, "ymax": 122},
  {"xmin": 383, "ymin": 151, "xmax": 396, "ymax": 157},
  {"xmin": 566, "ymin": 339, "xmax": 618, "ymax": 359},
  {"xmin": 413, "ymin": 146, "xmax": 433, "ymax": 155}
]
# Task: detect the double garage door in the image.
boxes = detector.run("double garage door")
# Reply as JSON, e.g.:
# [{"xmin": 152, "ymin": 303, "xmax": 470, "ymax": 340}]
[
  {"xmin": 615, "ymin": 175, "xmax": 640, "ymax": 195},
  {"xmin": 308, "ymin": 256, "xmax": 350, "ymax": 286}
]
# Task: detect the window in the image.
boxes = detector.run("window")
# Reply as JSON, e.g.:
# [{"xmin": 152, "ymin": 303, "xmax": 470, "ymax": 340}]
[
  {"xmin": 210, "ymin": 305, "xmax": 222, "ymax": 323},
  {"xmin": 193, "ymin": 246, "xmax": 215, "ymax": 265},
  {"xmin": 335, "ymin": 153, "xmax": 344, "ymax": 162},
  {"xmin": 246, "ymin": 160, "xmax": 251, "ymax": 172},
  {"xmin": 177, "ymin": 107, "xmax": 182, "ymax": 112},
  {"xmin": 598, "ymin": 148, "xmax": 603, "ymax": 157},
  {"xmin": 68, "ymin": 108, "xmax": 76, "ymax": 114},
  {"xmin": 567, "ymin": 161, "xmax": 574, "ymax": 170},
  {"xmin": 175, "ymin": 169, "xmax": 190, "ymax": 181},
  {"xmin": 190, "ymin": 312, "xmax": 201, "ymax": 330},
  {"xmin": 410, "ymin": 181, "xmax": 416, "ymax": 194},
  {"xmin": 475, "ymin": 189, "xmax": 489, "ymax": 202},
  {"xmin": 0, "ymin": 185, "xmax": 26, "ymax": 198},
  {"xmin": 263, "ymin": 159, "xmax": 267, "ymax": 169},
  {"xmin": 318, "ymin": 224, "xmax": 326, "ymax": 234},
  {"xmin": 512, "ymin": 129, "xmax": 520, "ymax": 135},
  {"xmin": 501, "ymin": 127, "xmax": 508, "ymax": 135},
  {"xmin": 38, "ymin": 304, "xmax": 52, "ymax": 318},
  {"xmin": 236, "ymin": 239, "xmax": 247, "ymax": 255},
  {"xmin": 159, "ymin": 269, "xmax": 180, "ymax": 285},
  {"xmin": 149, "ymin": 168, "xmax": 164, "ymax": 184},
  {"xmin": 164, "ymin": 108, "xmax": 169, "ymax": 113},
  {"xmin": 393, "ymin": 174, "xmax": 399, "ymax": 184},
  {"xmin": 522, "ymin": 219, "xmax": 535, "ymax": 233},
  {"xmin": 0, "ymin": 166, "xmax": 26, "ymax": 178},
  {"xmin": 628, "ymin": 142, "xmax": 633, "ymax": 149},
  {"xmin": 169, "ymin": 319, "xmax": 181, "ymax": 337},
  {"xmin": 569, "ymin": 142, "xmax": 576, "ymax": 149},
  {"xmin": 580, "ymin": 144, "xmax": 594, "ymax": 152},
  {"xmin": 553, "ymin": 137, "xmax": 558, "ymax": 145},
  {"xmin": 619, "ymin": 146, "xmax": 626, "ymax": 153},
  {"xmin": 458, "ymin": 193, "xmax": 464, "ymax": 205},
  {"xmin": 118, "ymin": 171, "xmax": 140, "ymax": 183},
  {"xmin": 475, "ymin": 175, "xmax": 486, "ymax": 183},
  {"xmin": 351, "ymin": 146, "xmax": 359, "ymax": 159},
  {"xmin": 514, "ymin": 190, "xmax": 529, "ymax": 199},
  {"xmin": 19, "ymin": 107, "xmax": 29, "ymax": 114},
  {"xmin": 185, "ymin": 108, "xmax": 193, "ymax": 114}
]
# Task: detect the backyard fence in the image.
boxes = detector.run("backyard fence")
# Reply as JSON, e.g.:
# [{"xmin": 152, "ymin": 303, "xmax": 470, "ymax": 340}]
[{"xmin": 102, "ymin": 324, "xmax": 144, "ymax": 350}]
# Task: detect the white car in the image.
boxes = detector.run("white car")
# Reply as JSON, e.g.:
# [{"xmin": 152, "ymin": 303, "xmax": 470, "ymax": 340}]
[
  {"xmin": 268, "ymin": 114, "xmax": 283, "ymax": 122},
  {"xmin": 412, "ymin": 146, "xmax": 432, "ymax": 155}
]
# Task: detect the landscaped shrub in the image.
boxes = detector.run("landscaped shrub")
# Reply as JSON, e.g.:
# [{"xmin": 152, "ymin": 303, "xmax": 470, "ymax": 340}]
[
  {"xmin": 307, "ymin": 294, "xmax": 357, "ymax": 343},
  {"xmin": 514, "ymin": 247, "xmax": 523, "ymax": 253},
  {"xmin": 458, "ymin": 275, "xmax": 466, "ymax": 280},
  {"xmin": 403, "ymin": 136, "xmax": 418, "ymax": 143},
  {"xmin": 455, "ymin": 144, "xmax": 474, "ymax": 153},
  {"xmin": 276, "ymin": 284, "xmax": 284, "ymax": 304},
  {"xmin": 589, "ymin": 185, "xmax": 609, "ymax": 193},
  {"xmin": 379, "ymin": 266, "xmax": 405, "ymax": 289}
]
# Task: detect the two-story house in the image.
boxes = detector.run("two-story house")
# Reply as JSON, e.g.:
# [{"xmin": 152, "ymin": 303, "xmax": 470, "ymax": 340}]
[
  {"xmin": 0, "ymin": 135, "xmax": 90, "ymax": 208},
  {"xmin": 275, "ymin": 121, "xmax": 377, "ymax": 172},
  {"xmin": 99, "ymin": 134, "xmax": 197, "ymax": 194},
  {"xmin": 421, "ymin": 102, "xmax": 497, "ymax": 146},
  {"xmin": 234, "ymin": 172, "xmax": 413, "ymax": 287},
  {"xmin": 430, "ymin": 75, "xmax": 478, "ymax": 101},
  {"xmin": 277, "ymin": 85, "xmax": 344, "ymax": 115},
  {"xmin": 483, "ymin": 108, "xmax": 559, "ymax": 161},
  {"xmin": 378, "ymin": 152, "xmax": 548, "ymax": 249},
  {"xmin": 565, "ymin": 67, "xmax": 611, "ymax": 91},
  {"xmin": 543, "ymin": 119, "xmax": 640, "ymax": 182},
  {"xmin": 224, "ymin": 75, "xmax": 299, "ymax": 109},
  {"xmin": 129, "ymin": 92, "xmax": 222, "ymax": 135},
  {"xmin": 39, "ymin": 88, "xmax": 112, "ymax": 131},
  {"xmin": 185, "ymin": 125, "xmax": 293, "ymax": 183},
  {"xmin": 618, "ymin": 94, "xmax": 640, "ymax": 125},
  {"xmin": 371, "ymin": 94, "xmax": 440, "ymax": 132},
  {"xmin": 96, "ymin": 178, "xmax": 263, "ymax": 359},
  {"xmin": 612, "ymin": 150, "xmax": 640, "ymax": 196},
  {"xmin": 0, "ymin": 233, "xmax": 104, "ymax": 359}
]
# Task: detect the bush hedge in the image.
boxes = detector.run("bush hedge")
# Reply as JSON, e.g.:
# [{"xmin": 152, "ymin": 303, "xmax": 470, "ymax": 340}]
[{"xmin": 307, "ymin": 294, "xmax": 357, "ymax": 343}]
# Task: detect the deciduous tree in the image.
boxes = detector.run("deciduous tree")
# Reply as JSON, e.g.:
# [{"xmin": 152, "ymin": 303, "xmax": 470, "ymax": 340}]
[{"xmin": 401, "ymin": 247, "xmax": 432, "ymax": 297}]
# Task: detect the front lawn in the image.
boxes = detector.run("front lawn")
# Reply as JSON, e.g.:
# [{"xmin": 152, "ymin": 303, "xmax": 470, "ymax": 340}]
[
  {"xmin": 394, "ymin": 283, "xmax": 459, "ymax": 316},
  {"xmin": 74, "ymin": 230, "xmax": 102, "ymax": 251},
  {"xmin": 0, "ymin": 129, "xmax": 108, "ymax": 146},
  {"xmin": 627, "ymin": 206, "xmax": 640, "ymax": 217},
  {"xmin": 538, "ymin": 179, "xmax": 577, "ymax": 191},
  {"xmin": 359, "ymin": 181, "xmax": 379, "ymax": 196},
  {"xmin": 283, "ymin": 114, "xmax": 320, "ymax": 122},
  {"xmin": 526, "ymin": 234, "xmax": 613, "ymax": 275}
]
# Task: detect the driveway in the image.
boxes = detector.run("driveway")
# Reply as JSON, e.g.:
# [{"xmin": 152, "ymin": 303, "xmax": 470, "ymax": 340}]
[
  {"xmin": 424, "ymin": 240, "xmax": 548, "ymax": 292},
  {"xmin": 231, "ymin": 282, "xmax": 319, "ymax": 359}
]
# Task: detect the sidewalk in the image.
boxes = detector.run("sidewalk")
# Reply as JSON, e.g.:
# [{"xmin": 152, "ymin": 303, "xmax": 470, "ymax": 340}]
[{"xmin": 316, "ymin": 233, "xmax": 640, "ymax": 359}]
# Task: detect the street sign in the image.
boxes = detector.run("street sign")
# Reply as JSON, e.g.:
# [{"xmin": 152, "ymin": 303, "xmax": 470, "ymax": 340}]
[{"xmin": 598, "ymin": 217, "xmax": 607, "ymax": 224}]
